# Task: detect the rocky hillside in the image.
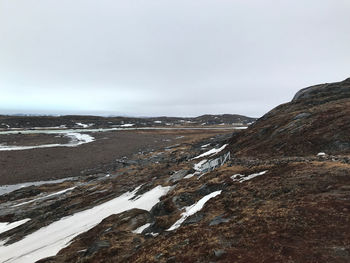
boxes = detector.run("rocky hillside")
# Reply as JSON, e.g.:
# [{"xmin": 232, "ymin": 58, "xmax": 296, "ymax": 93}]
[{"xmin": 229, "ymin": 78, "xmax": 350, "ymax": 157}]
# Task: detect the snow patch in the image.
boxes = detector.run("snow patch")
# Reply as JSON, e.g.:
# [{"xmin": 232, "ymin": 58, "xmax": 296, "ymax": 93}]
[
  {"xmin": 132, "ymin": 223, "xmax": 151, "ymax": 234},
  {"xmin": 184, "ymin": 173, "xmax": 195, "ymax": 179},
  {"xmin": 75, "ymin": 123, "xmax": 93, "ymax": 128},
  {"xmin": 119, "ymin": 123, "xmax": 135, "ymax": 127},
  {"xmin": 192, "ymin": 144, "xmax": 228, "ymax": 159},
  {"xmin": 12, "ymin": 187, "xmax": 76, "ymax": 207},
  {"xmin": 0, "ymin": 185, "xmax": 170, "ymax": 263},
  {"xmin": 0, "ymin": 133, "xmax": 95, "ymax": 151},
  {"xmin": 167, "ymin": 190, "xmax": 222, "ymax": 231},
  {"xmin": 194, "ymin": 159, "xmax": 208, "ymax": 171},
  {"xmin": 0, "ymin": 177, "xmax": 76, "ymax": 196},
  {"xmin": 231, "ymin": 170, "xmax": 268, "ymax": 183},
  {"xmin": 65, "ymin": 133, "xmax": 95, "ymax": 145},
  {"xmin": 0, "ymin": 219, "xmax": 31, "ymax": 235}
]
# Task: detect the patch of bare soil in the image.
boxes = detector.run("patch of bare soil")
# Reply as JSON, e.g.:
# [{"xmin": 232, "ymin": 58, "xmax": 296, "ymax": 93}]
[{"xmin": 0, "ymin": 129, "xmax": 230, "ymax": 185}]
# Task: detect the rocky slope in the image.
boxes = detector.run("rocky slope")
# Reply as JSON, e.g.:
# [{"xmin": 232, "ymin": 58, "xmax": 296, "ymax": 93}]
[
  {"xmin": 0, "ymin": 78, "xmax": 349, "ymax": 263},
  {"xmin": 229, "ymin": 78, "xmax": 350, "ymax": 157}
]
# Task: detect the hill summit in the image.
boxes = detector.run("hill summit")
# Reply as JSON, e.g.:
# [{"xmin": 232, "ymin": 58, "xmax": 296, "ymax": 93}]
[{"xmin": 229, "ymin": 78, "xmax": 350, "ymax": 157}]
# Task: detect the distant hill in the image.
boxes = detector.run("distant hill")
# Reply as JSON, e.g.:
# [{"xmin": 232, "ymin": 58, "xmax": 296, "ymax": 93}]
[{"xmin": 0, "ymin": 114, "xmax": 256, "ymax": 129}]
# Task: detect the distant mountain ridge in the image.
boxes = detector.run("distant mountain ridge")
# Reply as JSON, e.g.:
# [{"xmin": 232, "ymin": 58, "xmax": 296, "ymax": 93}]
[{"xmin": 0, "ymin": 114, "xmax": 256, "ymax": 129}]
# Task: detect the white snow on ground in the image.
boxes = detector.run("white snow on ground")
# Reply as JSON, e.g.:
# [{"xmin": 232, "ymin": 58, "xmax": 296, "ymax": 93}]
[
  {"xmin": 65, "ymin": 133, "xmax": 95, "ymax": 145},
  {"xmin": 194, "ymin": 159, "xmax": 208, "ymax": 171},
  {"xmin": 201, "ymin": 143, "xmax": 210, "ymax": 148},
  {"xmin": 231, "ymin": 170, "xmax": 268, "ymax": 183},
  {"xmin": 0, "ymin": 219, "xmax": 31, "ymax": 235},
  {"xmin": 317, "ymin": 152, "xmax": 326, "ymax": 156},
  {"xmin": 132, "ymin": 223, "xmax": 151, "ymax": 234},
  {"xmin": 192, "ymin": 144, "xmax": 228, "ymax": 159},
  {"xmin": 12, "ymin": 187, "xmax": 76, "ymax": 207},
  {"xmin": 167, "ymin": 190, "xmax": 222, "ymax": 231},
  {"xmin": 119, "ymin": 123, "xmax": 135, "ymax": 127},
  {"xmin": 0, "ymin": 185, "xmax": 170, "ymax": 263},
  {"xmin": 75, "ymin": 123, "xmax": 93, "ymax": 128},
  {"xmin": 0, "ymin": 177, "xmax": 76, "ymax": 196},
  {"xmin": 0, "ymin": 132, "xmax": 95, "ymax": 151},
  {"xmin": 184, "ymin": 173, "xmax": 195, "ymax": 179},
  {"xmin": 154, "ymin": 121, "xmax": 162, "ymax": 124}
]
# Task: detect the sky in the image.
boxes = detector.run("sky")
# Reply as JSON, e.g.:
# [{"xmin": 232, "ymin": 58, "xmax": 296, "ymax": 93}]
[{"xmin": 0, "ymin": 0, "xmax": 350, "ymax": 118}]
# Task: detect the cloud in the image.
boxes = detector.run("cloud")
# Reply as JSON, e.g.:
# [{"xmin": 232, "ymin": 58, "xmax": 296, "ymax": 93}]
[{"xmin": 1, "ymin": 0, "xmax": 350, "ymax": 117}]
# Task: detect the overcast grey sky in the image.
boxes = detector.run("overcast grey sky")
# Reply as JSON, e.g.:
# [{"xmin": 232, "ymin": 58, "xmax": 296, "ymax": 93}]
[{"xmin": 0, "ymin": 0, "xmax": 349, "ymax": 117}]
